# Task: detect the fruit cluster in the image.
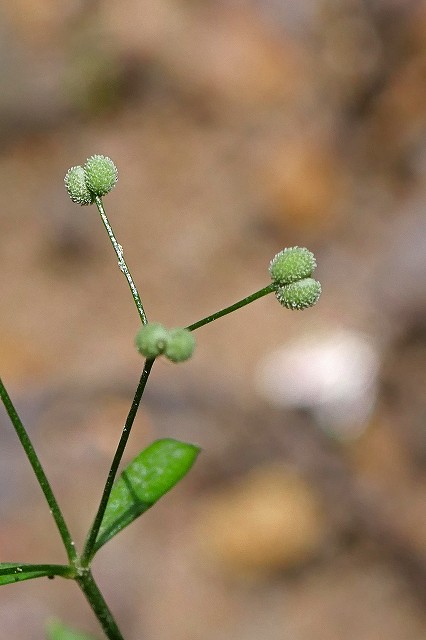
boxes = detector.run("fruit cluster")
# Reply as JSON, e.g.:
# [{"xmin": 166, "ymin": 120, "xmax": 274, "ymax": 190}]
[
  {"xmin": 135, "ymin": 323, "xmax": 195, "ymax": 363},
  {"xmin": 269, "ymin": 247, "xmax": 321, "ymax": 310},
  {"xmin": 64, "ymin": 155, "xmax": 118, "ymax": 205}
]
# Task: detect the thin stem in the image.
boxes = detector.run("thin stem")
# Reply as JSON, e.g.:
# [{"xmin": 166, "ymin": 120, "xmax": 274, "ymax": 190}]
[
  {"xmin": 94, "ymin": 196, "xmax": 148, "ymax": 325},
  {"xmin": 186, "ymin": 282, "xmax": 277, "ymax": 332},
  {"xmin": 77, "ymin": 570, "xmax": 124, "ymax": 640},
  {"xmin": 0, "ymin": 379, "xmax": 78, "ymax": 564},
  {"xmin": 81, "ymin": 358, "xmax": 155, "ymax": 564}
]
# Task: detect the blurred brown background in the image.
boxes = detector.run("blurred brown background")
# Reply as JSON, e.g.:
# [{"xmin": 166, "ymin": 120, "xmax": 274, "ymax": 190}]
[{"xmin": 1, "ymin": 1, "xmax": 426, "ymax": 638}]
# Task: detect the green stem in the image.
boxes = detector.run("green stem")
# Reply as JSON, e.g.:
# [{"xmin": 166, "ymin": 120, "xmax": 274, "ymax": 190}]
[
  {"xmin": 81, "ymin": 358, "xmax": 155, "ymax": 564},
  {"xmin": 186, "ymin": 282, "xmax": 277, "ymax": 332},
  {"xmin": 94, "ymin": 196, "xmax": 148, "ymax": 325},
  {"xmin": 77, "ymin": 570, "xmax": 124, "ymax": 640},
  {"xmin": 0, "ymin": 379, "xmax": 78, "ymax": 564}
]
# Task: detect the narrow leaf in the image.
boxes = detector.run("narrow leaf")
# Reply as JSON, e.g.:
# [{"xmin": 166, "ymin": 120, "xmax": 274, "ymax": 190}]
[
  {"xmin": 47, "ymin": 619, "xmax": 97, "ymax": 640},
  {"xmin": 95, "ymin": 438, "xmax": 200, "ymax": 551},
  {"xmin": 0, "ymin": 563, "xmax": 53, "ymax": 586}
]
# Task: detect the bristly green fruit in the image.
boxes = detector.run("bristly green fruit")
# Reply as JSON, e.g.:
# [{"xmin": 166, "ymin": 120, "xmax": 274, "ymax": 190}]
[
  {"xmin": 269, "ymin": 247, "xmax": 317, "ymax": 286},
  {"xmin": 84, "ymin": 155, "xmax": 118, "ymax": 198},
  {"xmin": 135, "ymin": 323, "xmax": 169, "ymax": 358},
  {"xmin": 64, "ymin": 166, "xmax": 93, "ymax": 206},
  {"xmin": 275, "ymin": 278, "xmax": 322, "ymax": 310},
  {"xmin": 164, "ymin": 328, "xmax": 196, "ymax": 363}
]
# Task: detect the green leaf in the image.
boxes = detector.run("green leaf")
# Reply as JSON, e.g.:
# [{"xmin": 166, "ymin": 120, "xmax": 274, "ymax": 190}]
[
  {"xmin": 0, "ymin": 564, "xmax": 51, "ymax": 586},
  {"xmin": 95, "ymin": 438, "xmax": 200, "ymax": 551},
  {"xmin": 47, "ymin": 619, "xmax": 96, "ymax": 640},
  {"xmin": 0, "ymin": 563, "xmax": 72, "ymax": 585}
]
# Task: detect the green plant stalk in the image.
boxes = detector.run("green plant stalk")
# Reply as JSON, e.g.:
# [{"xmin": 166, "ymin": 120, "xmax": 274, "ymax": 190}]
[
  {"xmin": 82, "ymin": 282, "xmax": 279, "ymax": 563},
  {"xmin": 77, "ymin": 570, "xmax": 124, "ymax": 640},
  {"xmin": 185, "ymin": 282, "xmax": 277, "ymax": 332},
  {"xmin": 81, "ymin": 358, "xmax": 155, "ymax": 565},
  {"xmin": 0, "ymin": 378, "xmax": 78, "ymax": 564},
  {"xmin": 94, "ymin": 196, "xmax": 148, "ymax": 325}
]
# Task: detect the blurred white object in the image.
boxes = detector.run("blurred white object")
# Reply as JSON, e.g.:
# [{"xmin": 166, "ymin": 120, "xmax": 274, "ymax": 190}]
[{"xmin": 256, "ymin": 329, "xmax": 380, "ymax": 439}]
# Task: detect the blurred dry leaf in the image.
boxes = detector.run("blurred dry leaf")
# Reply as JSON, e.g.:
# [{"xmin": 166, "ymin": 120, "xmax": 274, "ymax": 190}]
[
  {"xmin": 195, "ymin": 465, "xmax": 326, "ymax": 576},
  {"xmin": 259, "ymin": 137, "xmax": 345, "ymax": 232}
]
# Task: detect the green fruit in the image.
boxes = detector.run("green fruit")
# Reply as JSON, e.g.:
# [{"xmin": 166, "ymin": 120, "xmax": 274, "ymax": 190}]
[
  {"xmin": 135, "ymin": 323, "xmax": 169, "ymax": 358},
  {"xmin": 269, "ymin": 247, "xmax": 317, "ymax": 285},
  {"xmin": 164, "ymin": 328, "xmax": 196, "ymax": 363},
  {"xmin": 64, "ymin": 165, "xmax": 93, "ymax": 205},
  {"xmin": 84, "ymin": 155, "xmax": 118, "ymax": 198},
  {"xmin": 275, "ymin": 278, "xmax": 322, "ymax": 310}
]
